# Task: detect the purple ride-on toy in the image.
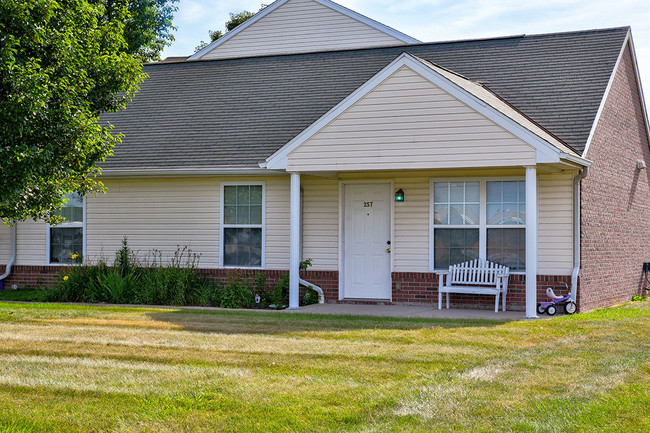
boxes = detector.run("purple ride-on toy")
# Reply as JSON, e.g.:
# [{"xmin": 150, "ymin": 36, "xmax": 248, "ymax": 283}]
[{"xmin": 537, "ymin": 286, "xmax": 577, "ymax": 316}]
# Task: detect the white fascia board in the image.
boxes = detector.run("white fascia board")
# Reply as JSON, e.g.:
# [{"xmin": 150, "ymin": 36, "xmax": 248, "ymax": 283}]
[
  {"xmin": 100, "ymin": 167, "xmax": 283, "ymax": 178},
  {"xmin": 189, "ymin": 0, "xmax": 289, "ymax": 60},
  {"xmin": 628, "ymin": 32, "xmax": 650, "ymax": 151},
  {"xmin": 560, "ymin": 152, "xmax": 592, "ymax": 167},
  {"xmin": 582, "ymin": 30, "xmax": 630, "ymax": 158},
  {"xmin": 266, "ymin": 52, "xmax": 564, "ymax": 170},
  {"xmin": 189, "ymin": 0, "xmax": 419, "ymax": 61},
  {"xmin": 312, "ymin": 0, "xmax": 420, "ymax": 44}
]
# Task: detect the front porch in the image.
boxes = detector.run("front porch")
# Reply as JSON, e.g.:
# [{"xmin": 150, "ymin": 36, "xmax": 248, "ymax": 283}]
[{"xmin": 287, "ymin": 302, "xmax": 532, "ymax": 320}]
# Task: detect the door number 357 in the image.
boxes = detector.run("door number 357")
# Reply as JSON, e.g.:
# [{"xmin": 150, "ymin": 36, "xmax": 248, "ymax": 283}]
[{"xmin": 363, "ymin": 202, "xmax": 373, "ymax": 208}]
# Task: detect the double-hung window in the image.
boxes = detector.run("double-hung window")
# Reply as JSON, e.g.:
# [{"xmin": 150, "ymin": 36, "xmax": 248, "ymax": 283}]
[
  {"xmin": 221, "ymin": 183, "xmax": 265, "ymax": 268},
  {"xmin": 431, "ymin": 179, "xmax": 526, "ymax": 271},
  {"xmin": 48, "ymin": 193, "xmax": 85, "ymax": 264}
]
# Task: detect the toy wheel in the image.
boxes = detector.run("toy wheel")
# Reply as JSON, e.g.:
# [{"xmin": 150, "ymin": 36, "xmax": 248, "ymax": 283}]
[
  {"xmin": 537, "ymin": 303, "xmax": 546, "ymax": 314},
  {"xmin": 564, "ymin": 301, "xmax": 577, "ymax": 315},
  {"xmin": 546, "ymin": 305, "xmax": 557, "ymax": 316}
]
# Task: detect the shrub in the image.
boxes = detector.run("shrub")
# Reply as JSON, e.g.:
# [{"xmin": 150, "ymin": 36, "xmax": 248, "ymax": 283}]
[
  {"xmin": 218, "ymin": 270, "xmax": 254, "ymax": 309},
  {"xmin": 303, "ymin": 286, "xmax": 320, "ymax": 305},
  {"xmin": 267, "ymin": 274, "xmax": 289, "ymax": 309},
  {"xmin": 47, "ymin": 261, "xmax": 110, "ymax": 303},
  {"xmin": 632, "ymin": 295, "xmax": 646, "ymax": 302}
]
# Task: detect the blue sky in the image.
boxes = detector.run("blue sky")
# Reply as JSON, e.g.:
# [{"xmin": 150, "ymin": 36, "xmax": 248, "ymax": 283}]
[{"xmin": 162, "ymin": 0, "xmax": 650, "ymax": 103}]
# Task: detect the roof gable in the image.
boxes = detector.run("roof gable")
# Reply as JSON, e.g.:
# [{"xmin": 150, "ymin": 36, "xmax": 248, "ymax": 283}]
[
  {"xmin": 267, "ymin": 53, "xmax": 579, "ymax": 170},
  {"xmin": 190, "ymin": 0, "xmax": 419, "ymax": 61}
]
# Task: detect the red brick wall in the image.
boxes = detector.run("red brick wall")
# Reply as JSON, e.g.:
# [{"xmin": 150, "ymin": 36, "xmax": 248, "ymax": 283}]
[
  {"xmin": 0, "ymin": 265, "xmax": 61, "ymax": 290},
  {"xmin": 391, "ymin": 272, "xmax": 572, "ymax": 310},
  {"xmin": 580, "ymin": 42, "xmax": 650, "ymax": 311},
  {"xmin": 3, "ymin": 264, "xmax": 573, "ymax": 310}
]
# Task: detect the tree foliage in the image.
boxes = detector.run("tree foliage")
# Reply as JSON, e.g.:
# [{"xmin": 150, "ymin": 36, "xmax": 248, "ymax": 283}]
[
  {"xmin": 99, "ymin": 0, "xmax": 179, "ymax": 63},
  {"xmin": 0, "ymin": 0, "xmax": 146, "ymax": 223},
  {"xmin": 194, "ymin": 6, "xmax": 264, "ymax": 53}
]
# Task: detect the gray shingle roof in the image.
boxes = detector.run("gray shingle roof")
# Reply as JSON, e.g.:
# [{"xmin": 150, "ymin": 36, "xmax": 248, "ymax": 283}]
[{"xmin": 100, "ymin": 27, "xmax": 629, "ymax": 170}]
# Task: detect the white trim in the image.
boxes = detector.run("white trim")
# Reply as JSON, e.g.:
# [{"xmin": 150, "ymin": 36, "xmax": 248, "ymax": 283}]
[
  {"xmin": 524, "ymin": 166, "xmax": 539, "ymax": 319},
  {"xmin": 46, "ymin": 194, "xmax": 87, "ymax": 266},
  {"xmin": 429, "ymin": 177, "xmax": 527, "ymax": 273},
  {"xmin": 100, "ymin": 168, "xmax": 280, "ymax": 178},
  {"xmin": 312, "ymin": 0, "xmax": 419, "ymax": 44},
  {"xmin": 338, "ymin": 180, "xmax": 393, "ymax": 301},
  {"xmin": 583, "ymin": 31, "xmax": 650, "ymax": 158},
  {"xmin": 628, "ymin": 33, "xmax": 650, "ymax": 153},
  {"xmin": 219, "ymin": 181, "xmax": 267, "ymax": 270},
  {"xmin": 583, "ymin": 30, "xmax": 629, "ymax": 158},
  {"xmin": 288, "ymin": 173, "xmax": 301, "ymax": 309},
  {"xmin": 266, "ymin": 53, "xmax": 567, "ymax": 170},
  {"xmin": 189, "ymin": 1, "xmax": 289, "ymax": 60},
  {"xmin": 189, "ymin": 0, "xmax": 419, "ymax": 60}
]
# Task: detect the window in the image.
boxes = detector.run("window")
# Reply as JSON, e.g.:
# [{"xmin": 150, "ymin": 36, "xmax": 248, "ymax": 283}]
[
  {"xmin": 221, "ymin": 183, "xmax": 265, "ymax": 268},
  {"xmin": 431, "ymin": 179, "xmax": 526, "ymax": 271},
  {"xmin": 48, "ymin": 193, "xmax": 85, "ymax": 264}
]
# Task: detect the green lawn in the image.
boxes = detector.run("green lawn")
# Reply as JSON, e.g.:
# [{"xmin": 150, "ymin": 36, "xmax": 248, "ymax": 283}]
[{"xmin": 0, "ymin": 301, "xmax": 648, "ymax": 432}]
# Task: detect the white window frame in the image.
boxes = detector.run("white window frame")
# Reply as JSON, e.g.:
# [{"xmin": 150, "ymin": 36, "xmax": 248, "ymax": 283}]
[
  {"xmin": 429, "ymin": 177, "xmax": 526, "ymax": 274},
  {"xmin": 219, "ymin": 181, "xmax": 266, "ymax": 269},
  {"xmin": 46, "ymin": 194, "xmax": 87, "ymax": 266}
]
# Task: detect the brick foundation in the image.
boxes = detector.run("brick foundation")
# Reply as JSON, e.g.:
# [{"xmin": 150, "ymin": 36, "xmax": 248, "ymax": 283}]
[
  {"xmin": 390, "ymin": 272, "xmax": 573, "ymax": 310},
  {"xmin": 579, "ymin": 42, "xmax": 650, "ymax": 312},
  {"xmin": 2, "ymin": 265, "xmax": 574, "ymax": 310},
  {"xmin": 0, "ymin": 265, "xmax": 61, "ymax": 290}
]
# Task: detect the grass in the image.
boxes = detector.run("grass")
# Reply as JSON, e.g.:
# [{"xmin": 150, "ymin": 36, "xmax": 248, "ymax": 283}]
[
  {"xmin": 0, "ymin": 302, "xmax": 648, "ymax": 432},
  {"xmin": 0, "ymin": 289, "xmax": 49, "ymax": 302}
]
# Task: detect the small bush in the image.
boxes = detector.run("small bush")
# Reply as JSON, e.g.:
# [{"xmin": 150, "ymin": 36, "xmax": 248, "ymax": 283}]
[
  {"xmin": 218, "ymin": 270, "xmax": 254, "ymax": 308},
  {"xmin": 632, "ymin": 295, "xmax": 646, "ymax": 302},
  {"xmin": 267, "ymin": 274, "xmax": 289, "ymax": 309},
  {"xmin": 303, "ymin": 287, "xmax": 320, "ymax": 305}
]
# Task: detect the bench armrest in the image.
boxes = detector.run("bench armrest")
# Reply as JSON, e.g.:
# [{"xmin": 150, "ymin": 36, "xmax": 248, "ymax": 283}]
[{"xmin": 435, "ymin": 270, "xmax": 450, "ymax": 288}]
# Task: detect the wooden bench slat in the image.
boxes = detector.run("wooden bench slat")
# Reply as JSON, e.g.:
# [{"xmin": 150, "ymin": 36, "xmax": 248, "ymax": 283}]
[{"xmin": 438, "ymin": 259, "xmax": 510, "ymax": 312}]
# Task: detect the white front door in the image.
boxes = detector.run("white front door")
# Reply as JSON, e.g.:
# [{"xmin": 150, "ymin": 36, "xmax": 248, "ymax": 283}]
[{"xmin": 343, "ymin": 183, "xmax": 392, "ymax": 299}]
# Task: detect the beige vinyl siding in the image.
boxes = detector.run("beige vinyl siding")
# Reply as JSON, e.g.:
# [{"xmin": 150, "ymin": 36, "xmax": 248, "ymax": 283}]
[
  {"xmin": 301, "ymin": 176, "xmax": 339, "ymax": 270},
  {"xmin": 287, "ymin": 66, "xmax": 537, "ymax": 172},
  {"xmin": 15, "ymin": 220, "xmax": 47, "ymax": 266},
  {"xmin": 0, "ymin": 224, "xmax": 11, "ymax": 263},
  {"xmin": 538, "ymin": 172, "xmax": 574, "ymax": 275},
  {"xmin": 200, "ymin": 0, "xmax": 406, "ymax": 60},
  {"xmin": 86, "ymin": 177, "xmax": 291, "ymax": 270}
]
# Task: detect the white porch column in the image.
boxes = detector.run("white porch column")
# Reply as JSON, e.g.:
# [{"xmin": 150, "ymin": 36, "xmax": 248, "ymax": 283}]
[
  {"xmin": 525, "ymin": 166, "xmax": 538, "ymax": 319},
  {"xmin": 288, "ymin": 172, "xmax": 301, "ymax": 310}
]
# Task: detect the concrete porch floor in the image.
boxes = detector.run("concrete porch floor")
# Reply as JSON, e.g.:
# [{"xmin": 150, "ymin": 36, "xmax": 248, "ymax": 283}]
[{"xmin": 286, "ymin": 303, "xmax": 531, "ymax": 320}]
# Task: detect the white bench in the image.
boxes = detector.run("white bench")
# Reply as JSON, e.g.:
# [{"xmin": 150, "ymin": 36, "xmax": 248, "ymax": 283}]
[{"xmin": 436, "ymin": 259, "xmax": 510, "ymax": 312}]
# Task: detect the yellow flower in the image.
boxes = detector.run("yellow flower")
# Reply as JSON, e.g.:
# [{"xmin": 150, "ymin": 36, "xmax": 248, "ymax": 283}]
[
  {"xmin": 70, "ymin": 253, "xmax": 79, "ymax": 260},
  {"xmin": 63, "ymin": 276, "xmax": 69, "ymax": 281}
]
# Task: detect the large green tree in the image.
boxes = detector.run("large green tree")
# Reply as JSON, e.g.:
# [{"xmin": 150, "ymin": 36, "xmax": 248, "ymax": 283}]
[
  {"xmin": 0, "ymin": 0, "xmax": 146, "ymax": 223},
  {"xmin": 100, "ymin": 0, "xmax": 179, "ymax": 62}
]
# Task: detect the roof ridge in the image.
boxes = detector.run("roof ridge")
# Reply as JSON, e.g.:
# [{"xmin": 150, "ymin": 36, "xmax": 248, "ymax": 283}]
[{"xmin": 157, "ymin": 26, "xmax": 629, "ymax": 67}]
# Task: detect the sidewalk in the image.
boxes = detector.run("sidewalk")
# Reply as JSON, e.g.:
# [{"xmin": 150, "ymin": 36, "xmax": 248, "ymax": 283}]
[{"xmin": 286, "ymin": 303, "xmax": 531, "ymax": 320}]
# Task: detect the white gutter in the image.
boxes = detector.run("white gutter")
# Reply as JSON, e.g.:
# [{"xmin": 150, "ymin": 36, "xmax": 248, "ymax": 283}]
[
  {"xmin": 0, "ymin": 223, "xmax": 16, "ymax": 284},
  {"xmin": 571, "ymin": 167, "xmax": 589, "ymax": 304},
  {"xmin": 100, "ymin": 167, "xmax": 284, "ymax": 178},
  {"xmin": 299, "ymin": 279, "xmax": 325, "ymax": 304}
]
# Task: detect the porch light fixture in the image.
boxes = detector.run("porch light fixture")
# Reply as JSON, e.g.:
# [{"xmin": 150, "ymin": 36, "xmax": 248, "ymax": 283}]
[{"xmin": 395, "ymin": 188, "xmax": 405, "ymax": 202}]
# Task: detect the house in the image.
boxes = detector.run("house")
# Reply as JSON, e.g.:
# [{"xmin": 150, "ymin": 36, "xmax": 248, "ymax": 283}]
[{"xmin": 1, "ymin": 0, "xmax": 649, "ymax": 315}]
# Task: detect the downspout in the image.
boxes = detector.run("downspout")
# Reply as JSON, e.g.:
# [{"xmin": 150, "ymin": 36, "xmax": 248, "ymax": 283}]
[
  {"xmin": 571, "ymin": 168, "xmax": 589, "ymax": 303},
  {"xmin": 0, "ymin": 223, "xmax": 17, "ymax": 288},
  {"xmin": 299, "ymin": 279, "xmax": 325, "ymax": 304}
]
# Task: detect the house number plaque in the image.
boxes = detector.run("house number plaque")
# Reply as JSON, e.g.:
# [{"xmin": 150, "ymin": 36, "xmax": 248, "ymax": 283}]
[{"xmin": 363, "ymin": 202, "xmax": 373, "ymax": 208}]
